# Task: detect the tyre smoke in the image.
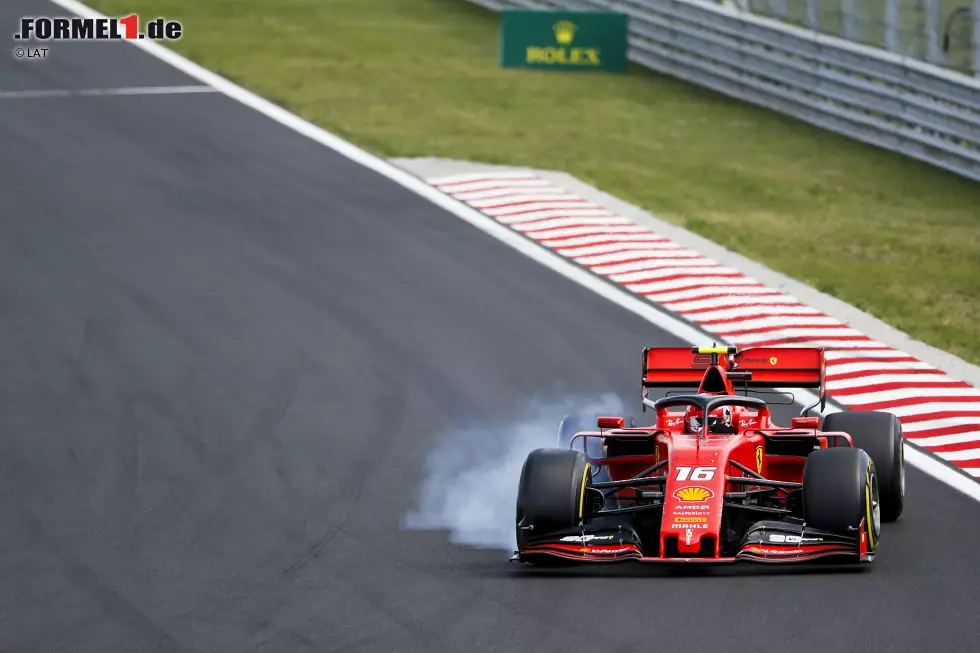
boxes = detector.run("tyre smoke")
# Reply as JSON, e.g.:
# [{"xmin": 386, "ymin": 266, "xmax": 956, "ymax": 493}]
[{"xmin": 402, "ymin": 393, "xmax": 627, "ymax": 550}]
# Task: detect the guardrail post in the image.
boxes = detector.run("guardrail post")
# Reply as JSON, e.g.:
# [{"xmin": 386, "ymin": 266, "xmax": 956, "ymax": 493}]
[
  {"xmin": 884, "ymin": 0, "xmax": 900, "ymax": 52},
  {"xmin": 805, "ymin": 0, "xmax": 820, "ymax": 31},
  {"xmin": 974, "ymin": 0, "xmax": 980, "ymax": 76},
  {"xmin": 770, "ymin": 0, "xmax": 787, "ymax": 19},
  {"xmin": 841, "ymin": 0, "xmax": 857, "ymax": 41},
  {"xmin": 925, "ymin": 0, "xmax": 943, "ymax": 63}
]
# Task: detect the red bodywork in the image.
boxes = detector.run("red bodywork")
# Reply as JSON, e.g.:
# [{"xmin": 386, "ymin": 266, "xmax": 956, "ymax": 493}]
[{"xmin": 517, "ymin": 346, "xmax": 874, "ymax": 564}]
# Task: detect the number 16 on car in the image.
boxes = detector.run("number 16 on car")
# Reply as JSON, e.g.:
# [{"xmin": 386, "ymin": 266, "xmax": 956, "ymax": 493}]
[{"xmin": 674, "ymin": 466, "xmax": 717, "ymax": 481}]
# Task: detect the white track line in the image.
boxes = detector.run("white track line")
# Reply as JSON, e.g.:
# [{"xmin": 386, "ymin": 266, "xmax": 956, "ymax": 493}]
[
  {"xmin": 0, "ymin": 85, "xmax": 217, "ymax": 99},
  {"xmin": 48, "ymin": 0, "xmax": 980, "ymax": 505}
]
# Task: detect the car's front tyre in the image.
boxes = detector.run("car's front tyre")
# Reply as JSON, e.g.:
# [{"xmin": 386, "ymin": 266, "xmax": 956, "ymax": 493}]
[
  {"xmin": 803, "ymin": 447, "xmax": 880, "ymax": 556},
  {"xmin": 516, "ymin": 448, "xmax": 592, "ymax": 550}
]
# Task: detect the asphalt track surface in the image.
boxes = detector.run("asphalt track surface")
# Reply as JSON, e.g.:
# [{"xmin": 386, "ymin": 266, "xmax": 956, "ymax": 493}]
[{"xmin": 2, "ymin": 2, "xmax": 980, "ymax": 651}]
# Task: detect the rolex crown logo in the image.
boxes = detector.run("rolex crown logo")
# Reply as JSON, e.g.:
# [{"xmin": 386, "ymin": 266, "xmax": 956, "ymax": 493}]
[{"xmin": 553, "ymin": 20, "xmax": 577, "ymax": 46}]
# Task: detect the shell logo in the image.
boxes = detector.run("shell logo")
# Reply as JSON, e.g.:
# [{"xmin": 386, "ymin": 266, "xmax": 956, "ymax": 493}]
[{"xmin": 673, "ymin": 486, "xmax": 713, "ymax": 502}]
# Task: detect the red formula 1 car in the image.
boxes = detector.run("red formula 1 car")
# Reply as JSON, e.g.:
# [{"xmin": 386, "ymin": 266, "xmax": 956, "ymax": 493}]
[{"xmin": 514, "ymin": 345, "xmax": 905, "ymax": 565}]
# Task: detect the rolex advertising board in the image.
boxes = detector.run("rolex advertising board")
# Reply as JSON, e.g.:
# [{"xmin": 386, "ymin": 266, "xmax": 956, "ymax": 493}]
[{"xmin": 499, "ymin": 10, "xmax": 629, "ymax": 72}]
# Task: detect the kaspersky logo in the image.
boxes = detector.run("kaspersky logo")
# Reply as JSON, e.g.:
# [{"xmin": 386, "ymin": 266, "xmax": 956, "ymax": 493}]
[{"xmin": 673, "ymin": 486, "xmax": 714, "ymax": 502}]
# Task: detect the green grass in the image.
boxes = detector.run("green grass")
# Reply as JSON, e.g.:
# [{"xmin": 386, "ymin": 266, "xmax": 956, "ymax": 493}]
[{"xmin": 91, "ymin": 0, "xmax": 980, "ymax": 364}]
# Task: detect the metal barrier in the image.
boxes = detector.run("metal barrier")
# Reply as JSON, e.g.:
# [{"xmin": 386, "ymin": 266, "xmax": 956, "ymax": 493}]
[
  {"xmin": 463, "ymin": 0, "xmax": 980, "ymax": 183},
  {"xmin": 743, "ymin": 1, "xmax": 979, "ymax": 74}
]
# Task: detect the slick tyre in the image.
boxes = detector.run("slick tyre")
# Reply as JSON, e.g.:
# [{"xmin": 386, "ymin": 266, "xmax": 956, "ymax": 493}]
[
  {"xmin": 823, "ymin": 411, "xmax": 904, "ymax": 522},
  {"xmin": 558, "ymin": 413, "xmax": 601, "ymax": 455},
  {"xmin": 557, "ymin": 413, "xmax": 625, "ymax": 484},
  {"xmin": 516, "ymin": 449, "xmax": 592, "ymax": 548},
  {"xmin": 558, "ymin": 413, "xmax": 636, "ymax": 453},
  {"xmin": 803, "ymin": 448, "xmax": 881, "ymax": 554}
]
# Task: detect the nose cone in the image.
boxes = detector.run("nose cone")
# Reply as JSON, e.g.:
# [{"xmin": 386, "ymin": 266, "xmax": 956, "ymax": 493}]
[{"xmin": 662, "ymin": 443, "xmax": 725, "ymax": 556}]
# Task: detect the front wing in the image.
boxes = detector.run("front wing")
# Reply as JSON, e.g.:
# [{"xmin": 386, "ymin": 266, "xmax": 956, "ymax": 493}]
[{"xmin": 514, "ymin": 520, "xmax": 873, "ymax": 565}]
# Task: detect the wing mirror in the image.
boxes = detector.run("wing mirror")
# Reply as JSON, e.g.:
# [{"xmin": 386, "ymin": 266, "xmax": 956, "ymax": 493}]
[
  {"xmin": 597, "ymin": 416, "xmax": 625, "ymax": 429},
  {"xmin": 791, "ymin": 417, "xmax": 821, "ymax": 429}
]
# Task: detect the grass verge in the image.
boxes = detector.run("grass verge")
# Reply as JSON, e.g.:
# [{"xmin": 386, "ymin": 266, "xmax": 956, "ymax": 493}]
[{"xmin": 90, "ymin": 0, "xmax": 980, "ymax": 364}]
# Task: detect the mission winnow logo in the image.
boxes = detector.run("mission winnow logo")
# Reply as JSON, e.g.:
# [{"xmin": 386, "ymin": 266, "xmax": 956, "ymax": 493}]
[{"xmin": 14, "ymin": 14, "xmax": 182, "ymax": 41}]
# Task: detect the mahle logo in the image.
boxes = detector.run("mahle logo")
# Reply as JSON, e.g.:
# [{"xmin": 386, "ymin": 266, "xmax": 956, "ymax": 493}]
[
  {"xmin": 553, "ymin": 20, "xmax": 576, "ymax": 45},
  {"xmin": 526, "ymin": 19, "xmax": 600, "ymax": 66}
]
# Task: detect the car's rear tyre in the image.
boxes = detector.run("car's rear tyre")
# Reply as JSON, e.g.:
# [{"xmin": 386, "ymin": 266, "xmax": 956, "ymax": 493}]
[
  {"xmin": 516, "ymin": 449, "xmax": 592, "ymax": 549},
  {"xmin": 558, "ymin": 413, "xmax": 599, "ymax": 454},
  {"xmin": 803, "ymin": 448, "xmax": 880, "ymax": 554},
  {"xmin": 558, "ymin": 413, "xmax": 636, "ymax": 450},
  {"xmin": 557, "ymin": 413, "xmax": 628, "ymax": 485},
  {"xmin": 823, "ymin": 411, "xmax": 904, "ymax": 522}
]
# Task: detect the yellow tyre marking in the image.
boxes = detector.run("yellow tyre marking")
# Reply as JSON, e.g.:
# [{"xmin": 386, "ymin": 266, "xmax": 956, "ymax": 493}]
[
  {"xmin": 865, "ymin": 459, "xmax": 876, "ymax": 551},
  {"xmin": 578, "ymin": 462, "xmax": 591, "ymax": 520}
]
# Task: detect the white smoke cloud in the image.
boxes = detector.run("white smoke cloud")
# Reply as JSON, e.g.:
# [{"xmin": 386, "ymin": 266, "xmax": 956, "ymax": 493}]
[{"xmin": 403, "ymin": 392, "xmax": 628, "ymax": 550}]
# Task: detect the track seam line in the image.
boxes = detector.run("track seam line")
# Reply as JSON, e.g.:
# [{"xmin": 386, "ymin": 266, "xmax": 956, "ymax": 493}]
[{"xmin": 0, "ymin": 85, "xmax": 218, "ymax": 99}]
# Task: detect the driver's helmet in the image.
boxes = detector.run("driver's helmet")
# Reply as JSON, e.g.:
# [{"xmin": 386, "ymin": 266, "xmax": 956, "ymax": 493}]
[{"xmin": 688, "ymin": 405, "xmax": 733, "ymax": 434}]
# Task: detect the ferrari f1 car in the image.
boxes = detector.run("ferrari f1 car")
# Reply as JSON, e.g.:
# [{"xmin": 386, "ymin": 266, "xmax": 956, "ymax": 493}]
[{"xmin": 514, "ymin": 346, "xmax": 905, "ymax": 565}]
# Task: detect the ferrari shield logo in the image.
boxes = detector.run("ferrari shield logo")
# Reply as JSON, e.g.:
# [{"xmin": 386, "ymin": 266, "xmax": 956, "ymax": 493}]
[
  {"xmin": 769, "ymin": 357, "xmax": 778, "ymax": 366},
  {"xmin": 756, "ymin": 446, "xmax": 763, "ymax": 474}
]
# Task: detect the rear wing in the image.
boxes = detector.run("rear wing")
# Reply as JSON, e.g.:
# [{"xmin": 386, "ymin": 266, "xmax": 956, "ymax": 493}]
[{"xmin": 642, "ymin": 345, "xmax": 826, "ymax": 391}]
